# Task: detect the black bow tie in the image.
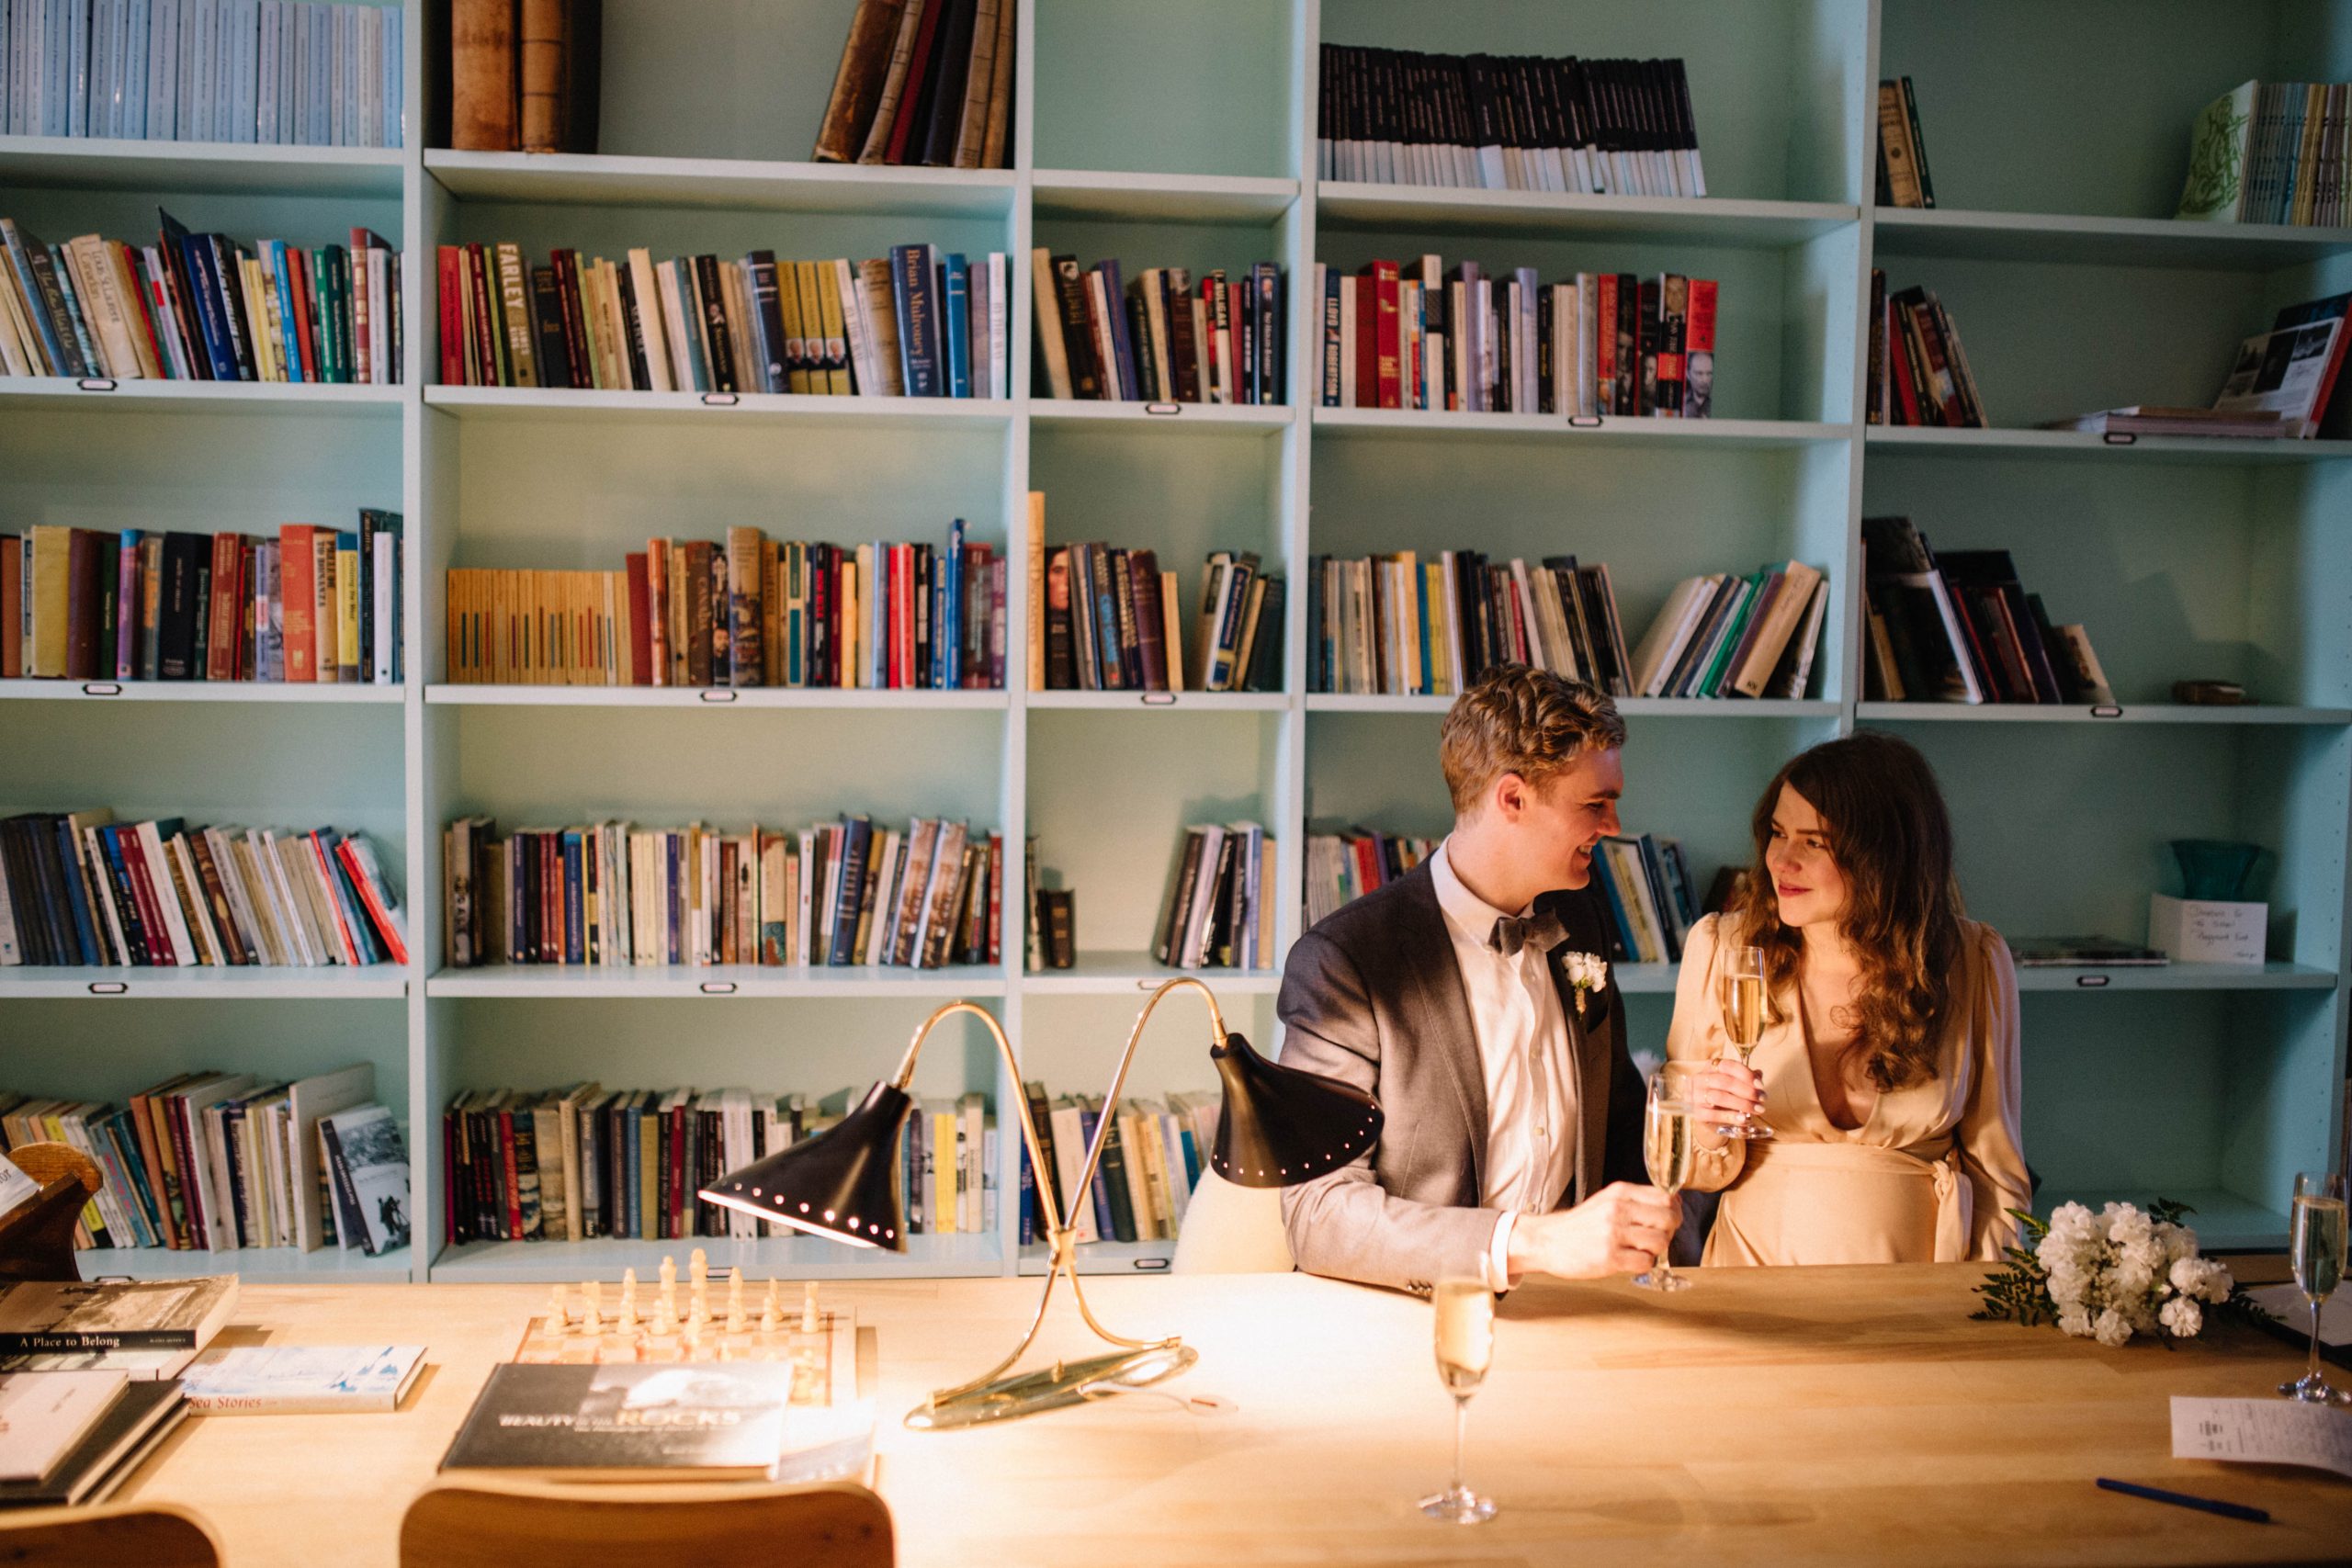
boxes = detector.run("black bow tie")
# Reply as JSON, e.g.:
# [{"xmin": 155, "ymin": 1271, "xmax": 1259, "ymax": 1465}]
[{"xmin": 1488, "ymin": 906, "xmax": 1568, "ymax": 959}]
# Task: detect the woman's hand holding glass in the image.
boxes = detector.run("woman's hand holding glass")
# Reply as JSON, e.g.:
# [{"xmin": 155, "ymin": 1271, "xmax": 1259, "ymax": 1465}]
[{"xmin": 1687, "ymin": 1057, "xmax": 1764, "ymax": 1150}]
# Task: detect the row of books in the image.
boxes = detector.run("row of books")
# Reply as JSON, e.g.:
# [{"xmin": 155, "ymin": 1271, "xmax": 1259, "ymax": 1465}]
[
  {"xmin": 441, "ymin": 816, "xmax": 1003, "ymax": 971},
  {"xmin": 0, "ymin": 812, "xmax": 407, "ymax": 968},
  {"xmin": 1316, "ymin": 260, "xmax": 1718, "ymax": 418},
  {"xmin": 1, "ymin": 213, "xmax": 401, "ymax": 383},
  {"xmin": 4, "ymin": 517, "xmax": 402, "ymax": 683},
  {"xmin": 1026, "ymin": 884, "xmax": 1073, "ymax": 969},
  {"xmin": 443, "ymin": 524, "xmax": 1001, "ymax": 691},
  {"xmin": 448, "ymin": 0, "xmax": 598, "ymax": 153},
  {"xmin": 442, "ymin": 1084, "xmax": 996, "ymax": 1244},
  {"xmin": 1591, "ymin": 834, "xmax": 1702, "ymax": 965},
  {"xmin": 1316, "ymin": 45, "xmax": 1706, "ymax": 197},
  {"xmin": 1303, "ymin": 830, "xmax": 1436, "ymax": 929},
  {"xmin": 1014, "ymin": 1081, "xmax": 1216, "ymax": 1247},
  {"xmin": 812, "ymin": 0, "xmax": 1014, "ymax": 169},
  {"xmin": 1040, "ymin": 545, "xmax": 1281, "ymax": 694},
  {"xmin": 1151, "ymin": 824, "xmax": 1275, "ymax": 972},
  {"xmin": 2177, "ymin": 80, "xmax": 2352, "ymax": 227},
  {"xmin": 1867, "ymin": 273, "xmax": 1987, "ymax": 428},
  {"xmin": 1307, "ymin": 551, "xmax": 1634, "ymax": 698},
  {"xmin": 437, "ymin": 242, "xmax": 1010, "ymax": 400},
  {"xmin": 1, "ymin": 1064, "xmax": 407, "ymax": 1257},
  {"xmin": 2, "ymin": 0, "xmax": 402, "ymax": 145},
  {"xmin": 1874, "ymin": 77, "xmax": 1939, "ymax": 209},
  {"xmin": 1030, "ymin": 254, "xmax": 1287, "ymax": 405},
  {"xmin": 1861, "ymin": 516, "xmax": 2114, "ymax": 706},
  {"xmin": 1626, "ymin": 563, "xmax": 1830, "ymax": 701}
]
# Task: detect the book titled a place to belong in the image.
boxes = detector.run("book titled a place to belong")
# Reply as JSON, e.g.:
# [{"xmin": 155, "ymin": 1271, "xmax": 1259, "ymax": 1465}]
[
  {"xmin": 440, "ymin": 1362, "xmax": 804, "ymax": 1482},
  {"xmin": 0, "ymin": 1278, "xmax": 240, "ymax": 1353}
]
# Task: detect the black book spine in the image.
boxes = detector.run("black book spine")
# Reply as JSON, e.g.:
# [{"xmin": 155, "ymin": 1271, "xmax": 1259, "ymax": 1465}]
[
  {"xmin": 616, "ymin": 263, "xmax": 653, "ymax": 390},
  {"xmin": 693, "ymin": 256, "xmax": 737, "ymax": 393},
  {"xmin": 748, "ymin": 251, "xmax": 789, "ymax": 392},
  {"xmin": 529, "ymin": 266, "xmax": 571, "ymax": 389}
]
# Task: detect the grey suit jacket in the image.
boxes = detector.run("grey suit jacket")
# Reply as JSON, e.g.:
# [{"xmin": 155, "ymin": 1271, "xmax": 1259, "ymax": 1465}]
[{"xmin": 1276, "ymin": 859, "xmax": 1647, "ymax": 1293}]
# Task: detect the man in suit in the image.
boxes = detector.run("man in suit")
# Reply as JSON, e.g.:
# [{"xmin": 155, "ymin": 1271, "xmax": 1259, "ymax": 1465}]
[{"xmin": 1280, "ymin": 664, "xmax": 1675, "ymax": 1292}]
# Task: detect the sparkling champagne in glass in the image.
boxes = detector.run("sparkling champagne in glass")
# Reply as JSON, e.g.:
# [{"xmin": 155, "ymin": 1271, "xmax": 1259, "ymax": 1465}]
[
  {"xmin": 1716, "ymin": 944, "xmax": 1772, "ymax": 1140},
  {"xmin": 2278, "ymin": 1171, "xmax": 2348, "ymax": 1404},
  {"xmin": 1420, "ymin": 1279, "xmax": 1498, "ymax": 1524},
  {"xmin": 1634, "ymin": 1064, "xmax": 1698, "ymax": 1292}
]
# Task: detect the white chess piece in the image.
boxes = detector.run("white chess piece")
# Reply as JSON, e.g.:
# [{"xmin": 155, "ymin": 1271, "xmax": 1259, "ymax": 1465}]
[
  {"xmin": 761, "ymin": 1280, "xmax": 783, "ymax": 1333},
  {"xmin": 618, "ymin": 1268, "xmax": 639, "ymax": 1332},
  {"xmin": 659, "ymin": 1255, "xmax": 678, "ymax": 1320},
  {"xmin": 582, "ymin": 1280, "xmax": 602, "ymax": 1333},
  {"xmin": 801, "ymin": 1280, "xmax": 820, "ymax": 1334},
  {"xmin": 548, "ymin": 1283, "xmax": 570, "ymax": 1329},
  {"xmin": 653, "ymin": 1291, "xmax": 678, "ymax": 1337},
  {"xmin": 726, "ymin": 1272, "xmax": 746, "ymax": 1334}
]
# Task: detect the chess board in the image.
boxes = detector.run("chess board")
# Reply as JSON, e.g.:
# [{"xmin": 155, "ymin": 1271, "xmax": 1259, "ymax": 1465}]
[{"xmin": 509, "ymin": 1310, "xmax": 854, "ymax": 1404}]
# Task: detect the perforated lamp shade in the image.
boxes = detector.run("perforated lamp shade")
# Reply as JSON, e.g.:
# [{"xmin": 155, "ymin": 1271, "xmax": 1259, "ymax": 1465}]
[
  {"xmin": 700, "ymin": 1080, "xmax": 912, "ymax": 1250},
  {"xmin": 1207, "ymin": 1031, "xmax": 1383, "ymax": 1189}
]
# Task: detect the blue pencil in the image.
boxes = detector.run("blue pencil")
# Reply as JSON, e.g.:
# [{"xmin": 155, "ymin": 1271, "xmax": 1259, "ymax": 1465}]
[{"xmin": 2096, "ymin": 1477, "xmax": 2270, "ymax": 1524}]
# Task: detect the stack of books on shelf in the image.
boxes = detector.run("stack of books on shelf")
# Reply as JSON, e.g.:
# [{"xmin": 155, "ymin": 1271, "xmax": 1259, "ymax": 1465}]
[
  {"xmin": 438, "ymin": 242, "xmax": 1009, "ymax": 400},
  {"xmin": 1015, "ymin": 1079, "xmax": 1215, "ymax": 1247},
  {"xmin": 441, "ymin": 1084, "xmax": 995, "ymax": 1243},
  {"xmin": 1874, "ymin": 77, "xmax": 1938, "ymax": 208},
  {"xmin": 812, "ymin": 0, "xmax": 1015, "ymax": 169},
  {"xmin": 442, "ymin": 241, "xmax": 1011, "ymax": 400},
  {"xmin": 4, "ymin": 516, "xmax": 403, "ymax": 684},
  {"xmin": 1316, "ymin": 260, "xmax": 1716, "ymax": 418},
  {"xmin": 1303, "ymin": 829, "xmax": 1437, "ymax": 928},
  {"xmin": 1626, "ymin": 561, "xmax": 1829, "ymax": 701},
  {"xmin": 2177, "ymin": 80, "xmax": 2352, "ymax": 225},
  {"xmin": 0, "ymin": 813, "xmax": 407, "ymax": 968},
  {"xmin": 1030, "ymin": 254, "xmax": 1286, "ymax": 405},
  {"xmin": 0, "ymin": 1064, "xmax": 405, "ymax": 1257},
  {"xmin": 445, "ymin": 523, "xmax": 1001, "ymax": 691},
  {"xmin": 1035, "ymin": 542, "xmax": 1279, "ymax": 694},
  {"xmin": 442, "ymin": 815, "xmax": 1003, "ymax": 971},
  {"xmin": 1308, "ymin": 549, "xmax": 1633, "ymax": 698},
  {"xmin": 2, "ymin": 0, "xmax": 403, "ymax": 146},
  {"xmin": 2060, "ymin": 293, "xmax": 2349, "ymax": 441},
  {"xmin": 1151, "ymin": 824, "xmax": 1274, "ymax": 972},
  {"xmin": 1591, "ymin": 833, "xmax": 1700, "ymax": 965},
  {"xmin": 1, "ymin": 214, "xmax": 401, "ymax": 384},
  {"xmin": 449, "ymin": 0, "xmax": 599, "ymax": 152},
  {"xmin": 1866, "ymin": 272, "xmax": 1986, "ymax": 428},
  {"xmin": 1861, "ymin": 516, "xmax": 2114, "ymax": 706},
  {"xmin": 1316, "ymin": 45, "xmax": 1706, "ymax": 196}
]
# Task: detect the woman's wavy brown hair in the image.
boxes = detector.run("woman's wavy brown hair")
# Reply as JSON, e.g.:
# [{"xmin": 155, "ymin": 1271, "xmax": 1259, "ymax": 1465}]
[{"xmin": 1724, "ymin": 732, "xmax": 1964, "ymax": 1093}]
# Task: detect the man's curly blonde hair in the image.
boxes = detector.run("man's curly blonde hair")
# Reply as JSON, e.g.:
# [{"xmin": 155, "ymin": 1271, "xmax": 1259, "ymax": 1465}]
[{"xmin": 1439, "ymin": 663, "xmax": 1626, "ymax": 816}]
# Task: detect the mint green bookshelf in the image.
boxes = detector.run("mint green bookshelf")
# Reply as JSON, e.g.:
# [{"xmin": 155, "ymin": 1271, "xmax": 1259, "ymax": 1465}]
[{"xmin": 3, "ymin": 0, "xmax": 2345, "ymax": 1281}]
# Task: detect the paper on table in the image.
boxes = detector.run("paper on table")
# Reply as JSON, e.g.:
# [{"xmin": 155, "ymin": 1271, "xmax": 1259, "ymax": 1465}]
[
  {"xmin": 2172, "ymin": 1397, "xmax": 2352, "ymax": 1479},
  {"xmin": 2246, "ymin": 1282, "xmax": 2351, "ymax": 1346},
  {"xmin": 0, "ymin": 1156, "xmax": 38, "ymax": 1222}
]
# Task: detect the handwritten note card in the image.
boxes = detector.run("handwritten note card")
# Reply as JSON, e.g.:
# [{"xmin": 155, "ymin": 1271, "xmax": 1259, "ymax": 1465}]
[{"xmin": 2172, "ymin": 1397, "xmax": 2352, "ymax": 1479}]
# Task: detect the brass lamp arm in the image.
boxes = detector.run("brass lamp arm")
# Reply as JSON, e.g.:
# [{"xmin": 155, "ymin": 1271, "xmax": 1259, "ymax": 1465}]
[
  {"xmin": 1068, "ymin": 976, "xmax": 1228, "ymax": 1214},
  {"xmin": 889, "ymin": 1000, "xmax": 1067, "ymax": 1242}
]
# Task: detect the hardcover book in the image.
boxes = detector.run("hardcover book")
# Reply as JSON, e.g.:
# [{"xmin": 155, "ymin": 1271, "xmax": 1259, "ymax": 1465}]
[
  {"xmin": 177, "ymin": 1343, "xmax": 424, "ymax": 1413},
  {"xmin": 439, "ymin": 1361, "xmax": 803, "ymax": 1482},
  {"xmin": 0, "ymin": 1277, "xmax": 237, "ymax": 1353}
]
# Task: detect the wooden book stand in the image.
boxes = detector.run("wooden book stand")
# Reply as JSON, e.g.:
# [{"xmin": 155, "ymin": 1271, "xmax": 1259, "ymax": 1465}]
[{"xmin": 0, "ymin": 1143, "xmax": 101, "ymax": 1284}]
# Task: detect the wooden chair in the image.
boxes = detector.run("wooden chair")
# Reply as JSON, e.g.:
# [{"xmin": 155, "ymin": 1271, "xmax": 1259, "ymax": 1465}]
[
  {"xmin": 0, "ymin": 1502, "xmax": 223, "ymax": 1567},
  {"xmin": 0, "ymin": 1142, "xmax": 103, "ymax": 1283},
  {"xmin": 399, "ymin": 1478, "xmax": 893, "ymax": 1568}
]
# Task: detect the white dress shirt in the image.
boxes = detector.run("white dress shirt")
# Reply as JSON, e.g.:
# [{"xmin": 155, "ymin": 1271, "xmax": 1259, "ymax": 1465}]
[{"xmin": 1428, "ymin": 839, "xmax": 1581, "ymax": 1289}]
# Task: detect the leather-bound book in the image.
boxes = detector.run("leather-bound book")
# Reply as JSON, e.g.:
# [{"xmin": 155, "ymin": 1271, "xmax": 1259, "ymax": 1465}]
[
  {"xmin": 518, "ymin": 0, "xmax": 567, "ymax": 152},
  {"xmin": 452, "ymin": 0, "xmax": 519, "ymax": 152},
  {"xmin": 813, "ymin": 0, "xmax": 907, "ymax": 162}
]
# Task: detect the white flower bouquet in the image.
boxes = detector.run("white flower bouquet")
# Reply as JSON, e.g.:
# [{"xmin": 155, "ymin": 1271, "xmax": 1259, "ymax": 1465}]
[{"xmin": 1973, "ymin": 1199, "xmax": 2256, "ymax": 1346}]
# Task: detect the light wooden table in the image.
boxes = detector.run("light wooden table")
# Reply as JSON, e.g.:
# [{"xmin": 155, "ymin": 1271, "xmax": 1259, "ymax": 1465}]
[{"xmin": 102, "ymin": 1264, "xmax": 2351, "ymax": 1565}]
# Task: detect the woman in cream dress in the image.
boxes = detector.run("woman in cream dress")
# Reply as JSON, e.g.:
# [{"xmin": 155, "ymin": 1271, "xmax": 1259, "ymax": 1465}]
[{"xmin": 1673, "ymin": 733, "xmax": 2030, "ymax": 1265}]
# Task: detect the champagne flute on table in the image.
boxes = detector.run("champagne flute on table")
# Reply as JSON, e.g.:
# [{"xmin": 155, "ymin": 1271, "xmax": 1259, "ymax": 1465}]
[
  {"xmin": 1420, "ymin": 1278, "xmax": 1498, "ymax": 1524},
  {"xmin": 1715, "ymin": 944, "xmax": 1772, "ymax": 1140},
  {"xmin": 1634, "ymin": 1064, "xmax": 1699, "ymax": 1292},
  {"xmin": 2278, "ymin": 1170, "xmax": 2348, "ymax": 1404}
]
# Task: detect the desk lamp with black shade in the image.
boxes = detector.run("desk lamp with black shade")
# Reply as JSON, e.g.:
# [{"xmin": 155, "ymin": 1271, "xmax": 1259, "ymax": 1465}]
[{"xmin": 698, "ymin": 977, "xmax": 1381, "ymax": 1429}]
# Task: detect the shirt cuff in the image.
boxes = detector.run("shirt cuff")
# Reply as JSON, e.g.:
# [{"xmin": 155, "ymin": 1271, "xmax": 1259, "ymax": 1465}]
[{"xmin": 1486, "ymin": 1211, "xmax": 1518, "ymax": 1291}]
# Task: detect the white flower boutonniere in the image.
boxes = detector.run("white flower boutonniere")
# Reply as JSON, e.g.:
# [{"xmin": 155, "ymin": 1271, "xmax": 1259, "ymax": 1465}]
[{"xmin": 1564, "ymin": 951, "xmax": 1608, "ymax": 1020}]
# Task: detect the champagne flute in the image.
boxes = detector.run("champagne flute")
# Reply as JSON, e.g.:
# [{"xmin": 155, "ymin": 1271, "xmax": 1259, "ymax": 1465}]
[
  {"xmin": 1634, "ymin": 1065, "xmax": 1698, "ymax": 1292},
  {"xmin": 1715, "ymin": 944, "xmax": 1772, "ymax": 1140},
  {"xmin": 2278, "ymin": 1170, "xmax": 2347, "ymax": 1404},
  {"xmin": 1419, "ymin": 1278, "xmax": 1498, "ymax": 1524}
]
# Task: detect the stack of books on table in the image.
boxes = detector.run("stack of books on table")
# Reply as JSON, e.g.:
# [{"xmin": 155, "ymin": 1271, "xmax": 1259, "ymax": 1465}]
[
  {"xmin": 0, "ymin": 813, "xmax": 408, "ymax": 968},
  {"xmin": 442, "ymin": 1084, "xmax": 993, "ymax": 1244},
  {"xmin": 1309, "ymin": 548, "xmax": 1633, "ymax": 697},
  {"xmin": 1015, "ymin": 1081, "xmax": 1218, "ymax": 1248},
  {"xmin": 438, "ymin": 243, "xmax": 1010, "ymax": 399},
  {"xmin": 1, "ymin": 1068, "xmax": 405, "ymax": 1258},
  {"xmin": 1036, "ymin": 542, "xmax": 1281, "ymax": 694},
  {"xmin": 1030, "ymin": 254, "xmax": 1287, "ymax": 404},
  {"xmin": 442, "ymin": 816, "xmax": 1005, "ymax": 971},
  {"xmin": 1317, "ymin": 260, "xmax": 1718, "ymax": 417},
  {"xmin": 1316, "ymin": 45, "xmax": 1706, "ymax": 196},
  {"xmin": 0, "ymin": 1367, "xmax": 189, "ymax": 1507},
  {"xmin": 1151, "ymin": 825, "xmax": 1274, "ymax": 971},
  {"xmin": 4, "ymin": 516, "xmax": 403, "ymax": 684},
  {"xmin": 1, "ymin": 214, "xmax": 401, "ymax": 383},
  {"xmin": 444, "ymin": 522, "xmax": 1001, "ymax": 690},
  {"xmin": 1862, "ymin": 517, "xmax": 2114, "ymax": 706}
]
